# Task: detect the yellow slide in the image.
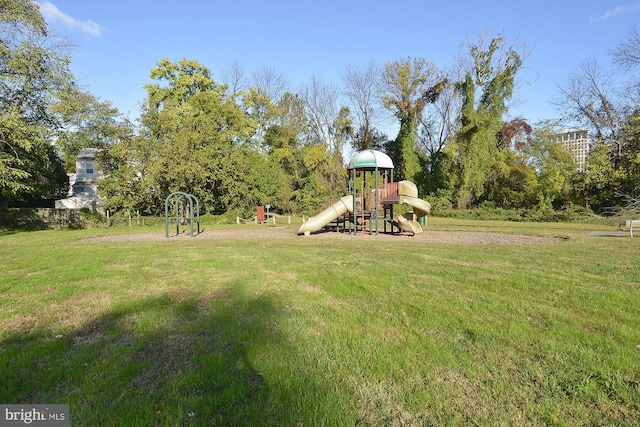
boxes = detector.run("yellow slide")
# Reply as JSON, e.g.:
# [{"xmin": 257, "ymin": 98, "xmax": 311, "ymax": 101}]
[
  {"xmin": 396, "ymin": 181, "xmax": 431, "ymax": 235},
  {"xmin": 299, "ymin": 195, "xmax": 353, "ymax": 236}
]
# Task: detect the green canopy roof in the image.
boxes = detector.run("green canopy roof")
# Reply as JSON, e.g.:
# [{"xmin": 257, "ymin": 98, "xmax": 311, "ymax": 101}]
[{"xmin": 348, "ymin": 150, "xmax": 394, "ymax": 170}]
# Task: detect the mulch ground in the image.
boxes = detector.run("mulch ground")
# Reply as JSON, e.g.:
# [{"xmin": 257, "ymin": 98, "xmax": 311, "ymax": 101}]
[{"xmin": 86, "ymin": 227, "xmax": 565, "ymax": 245}]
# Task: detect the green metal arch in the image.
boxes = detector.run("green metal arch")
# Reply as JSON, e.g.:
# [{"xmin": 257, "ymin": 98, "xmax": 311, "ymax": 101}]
[{"xmin": 165, "ymin": 192, "xmax": 200, "ymax": 238}]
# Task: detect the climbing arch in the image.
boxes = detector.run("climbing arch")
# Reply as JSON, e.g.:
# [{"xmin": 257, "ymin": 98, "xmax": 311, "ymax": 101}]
[{"xmin": 165, "ymin": 192, "xmax": 201, "ymax": 238}]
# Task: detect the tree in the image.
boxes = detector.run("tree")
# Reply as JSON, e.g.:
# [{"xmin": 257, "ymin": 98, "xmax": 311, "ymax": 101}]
[
  {"xmin": 497, "ymin": 118, "xmax": 532, "ymax": 151},
  {"xmin": 267, "ymin": 92, "xmax": 308, "ymax": 167},
  {"xmin": 552, "ymin": 57, "xmax": 624, "ymax": 155},
  {"xmin": 209, "ymin": 146, "xmax": 287, "ymax": 214},
  {"xmin": 242, "ymin": 67, "xmax": 291, "ymax": 152},
  {"xmin": 299, "ymin": 75, "xmax": 352, "ymax": 199},
  {"xmin": 524, "ymin": 123, "xmax": 577, "ymax": 208},
  {"xmin": 242, "ymin": 86, "xmax": 279, "ymax": 151},
  {"xmin": 553, "ymin": 27, "xmax": 640, "ymax": 211},
  {"xmin": 277, "ymin": 92, "xmax": 308, "ymax": 132},
  {"xmin": 220, "ymin": 60, "xmax": 248, "ymax": 96},
  {"xmin": 264, "ymin": 124, "xmax": 298, "ymax": 212},
  {"xmin": 103, "ymin": 58, "xmax": 256, "ymax": 214},
  {"xmin": 611, "ymin": 25, "xmax": 640, "ymax": 75},
  {"xmin": 611, "ymin": 25, "xmax": 640, "ymax": 102},
  {"xmin": 263, "ymin": 93, "xmax": 309, "ymax": 212},
  {"xmin": 380, "ymin": 57, "xmax": 448, "ymax": 184},
  {"xmin": 482, "ymin": 118, "xmax": 537, "ymax": 208},
  {"xmin": 99, "ymin": 135, "xmax": 149, "ymax": 214},
  {"xmin": 252, "ymin": 66, "xmax": 290, "ymax": 103},
  {"xmin": 300, "ymin": 75, "xmax": 349, "ymax": 152},
  {"xmin": 616, "ymin": 109, "xmax": 640, "ymax": 198},
  {"xmin": 574, "ymin": 141, "xmax": 622, "ymax": 211},
  {"xmin": 419, "ymin": 66, "xmax": 460, "ymax": 195},
  {"xmin": 342, "ymin": 61, "xmax": 385, "ymax": 152},
  {"xmin": 610, "ymin": 28, "xmax": 640, "ymax": 201},
  {"xmin": 483, "ymin": 147, "xmax": 539, "ymax": 209},
  {"xmin": 0, "ymin": 0, "xmax": 72, "ymax": 207},
  {"xmin": 51, "ymin": 87, "xmax": 131, "ymax": 172},
  {"xmin": 552, "ymin": 28, "xmax": 640, "ymax": 212},
  {"xmin": 453, "ymin": 35, "xmax": 524, "ymax": 208}
]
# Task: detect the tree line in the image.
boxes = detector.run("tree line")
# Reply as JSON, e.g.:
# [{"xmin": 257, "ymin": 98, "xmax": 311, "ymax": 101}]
[{"xmin": 2, "ymin": 0, "xmax": 639, "ymax": 218}]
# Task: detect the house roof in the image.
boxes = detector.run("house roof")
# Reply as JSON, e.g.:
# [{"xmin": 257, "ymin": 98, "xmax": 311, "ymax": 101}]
[{"xmin": 77, "ymin": 148, "xmax": 99, "ymax": 160}]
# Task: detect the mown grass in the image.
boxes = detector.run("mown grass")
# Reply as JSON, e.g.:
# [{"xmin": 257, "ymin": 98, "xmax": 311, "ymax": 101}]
[{"xmin": 0, "ymin": 219, "xmax": 638, "ymax": 426}]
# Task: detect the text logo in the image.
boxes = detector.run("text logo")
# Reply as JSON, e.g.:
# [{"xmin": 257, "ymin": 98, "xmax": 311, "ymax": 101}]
[{"xmin": 1, "ymin": 405, "xmax": 69, "ymax": 427}]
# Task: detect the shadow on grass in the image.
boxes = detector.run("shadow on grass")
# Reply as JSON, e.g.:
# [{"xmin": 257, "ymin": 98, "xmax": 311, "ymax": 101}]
[{"xmin": 0, "ymin": 291, "xmax": 296, "ymax": 425}]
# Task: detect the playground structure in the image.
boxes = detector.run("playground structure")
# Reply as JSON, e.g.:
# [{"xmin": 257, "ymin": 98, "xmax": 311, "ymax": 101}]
[
  {"xmin": 165, "ymin": 192, "xmax": 201, "ymax": 238},
  {"xmin": 299, "ymin": 150, "xmax": 431, "ymax": 236}
]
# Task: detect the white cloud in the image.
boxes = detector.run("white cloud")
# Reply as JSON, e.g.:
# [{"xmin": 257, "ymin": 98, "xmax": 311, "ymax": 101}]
[
  {"xmin": 592, "ymin": 2, "xmax": 640, "ymax": 21},
  {"xmin": 38, "ymin": 1, "xmax": 106, "ymax": 37}
]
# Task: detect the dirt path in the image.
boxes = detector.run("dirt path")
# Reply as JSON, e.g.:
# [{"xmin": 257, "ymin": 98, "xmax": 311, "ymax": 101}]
[{"xmin": 86, "ymin": 227, "xmax": 563, "ymax": 245}]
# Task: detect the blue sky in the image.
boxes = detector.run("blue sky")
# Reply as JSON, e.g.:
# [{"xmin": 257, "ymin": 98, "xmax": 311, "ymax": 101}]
[{"xmin": 38, "ymin": 0, "xmax": 640, "ymax": 130}]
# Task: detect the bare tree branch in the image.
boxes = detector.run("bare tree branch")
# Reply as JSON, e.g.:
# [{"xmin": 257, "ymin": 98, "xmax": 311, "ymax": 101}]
[
  {"xmin": 252, "ymin": 66, "xmax": 290, "ymax": 102},
  {"xmin": 220, "ymin": 60, "xmax": 248, "ymax": 95},
  {"xmin": 611, "ymin": 26, "xmax": 640, "ymax": 71},
  {"xmin": 342, "ymin": 61, "xmax": 382, "ymax": 151},
  {"xmin": 551, "ymin": 57, "xmax": 624, "ymax": 153}
]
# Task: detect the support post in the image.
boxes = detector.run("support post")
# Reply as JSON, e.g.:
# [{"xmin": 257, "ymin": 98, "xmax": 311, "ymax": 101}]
[
  {"xmin": 374, "ymin": 166, "xmax": 379, "ymax": 235},
  {"xmin": 352, "ymin": 167, "xmax": 357, "ymax": 235}
]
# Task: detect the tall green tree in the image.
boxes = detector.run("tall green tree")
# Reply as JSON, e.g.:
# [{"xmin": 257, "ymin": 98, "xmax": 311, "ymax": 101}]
[
  {"xmin": 99, "ymin": 135, "xmax": 149, "ymax": 214},
  {"xmin": 103, "ymin": 58, "xmax": 287, "ymax": 215},
  {"xmin": 482, "ymin": 118, "xmax": 538, "ymax": 208},
  {"xmin": 525, "ymin": 123, "xmax": 577, "ymax": 208},
  {"xmin": 263, "ymin": 93, "xmax": 311, "ymax": 213},
  {"xmin": 0, "ymin": 0, "xmax": 72, "ymax": 207},
  {"xmin": 380, "ymin": 57, "xmax": 447, "ymax": 184},
  {"xmin": 147, "ymin": 58, "xmax": 252, "ymax": 211},
  {"xmin": 617, "ymin": 110, "xmax": 640, "ymax": 198},
  {"xmin": 575, "ymin": 141, "xmax": 622, "ymax": 211},
  {"xmin": 242, "ymin": 86, "xmax": 279, "ymax": 151},
  {"xmin": 51, "ymin": 87, "xmax": 131, "ymax": 172},
  {"xmin": 483, "ymin": 148, "xmax": 539, "ymax": 208},
  {"xmin": 453, "ymin": 36, "xmax": 524, "ymax": 208},
  {"xmin": 266, "ymin": 92, "xmax": 307, "ymax": 177},
  {"xmin": 264, "ymin": 124, "xmax": 299, "ymax": 212}
]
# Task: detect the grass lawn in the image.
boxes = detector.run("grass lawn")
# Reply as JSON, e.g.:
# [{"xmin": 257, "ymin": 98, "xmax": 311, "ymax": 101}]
[{"xmin": 0, "ymin": 218, "xmax": 638, "ymax": 426}]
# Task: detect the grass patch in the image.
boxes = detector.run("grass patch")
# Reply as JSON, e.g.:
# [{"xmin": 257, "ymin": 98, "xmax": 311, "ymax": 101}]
[{"xmin": 0, "ymin": 220, "xmax": 638, "ymax": 425}]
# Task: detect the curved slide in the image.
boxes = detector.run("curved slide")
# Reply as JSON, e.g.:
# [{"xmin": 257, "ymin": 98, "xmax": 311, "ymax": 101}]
[
  {"xmin": 396, "ymin": 195, "xmax": 431, "ymax": 235},
  {"xmin": 299, "ymin": 195, "xmax": 353, "ymax": 236}
]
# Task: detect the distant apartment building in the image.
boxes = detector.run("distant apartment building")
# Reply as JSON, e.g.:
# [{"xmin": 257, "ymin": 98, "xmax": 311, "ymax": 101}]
[{"xmin": 555, "ymin": 128, "xmax": 591, "ymax": 172}]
